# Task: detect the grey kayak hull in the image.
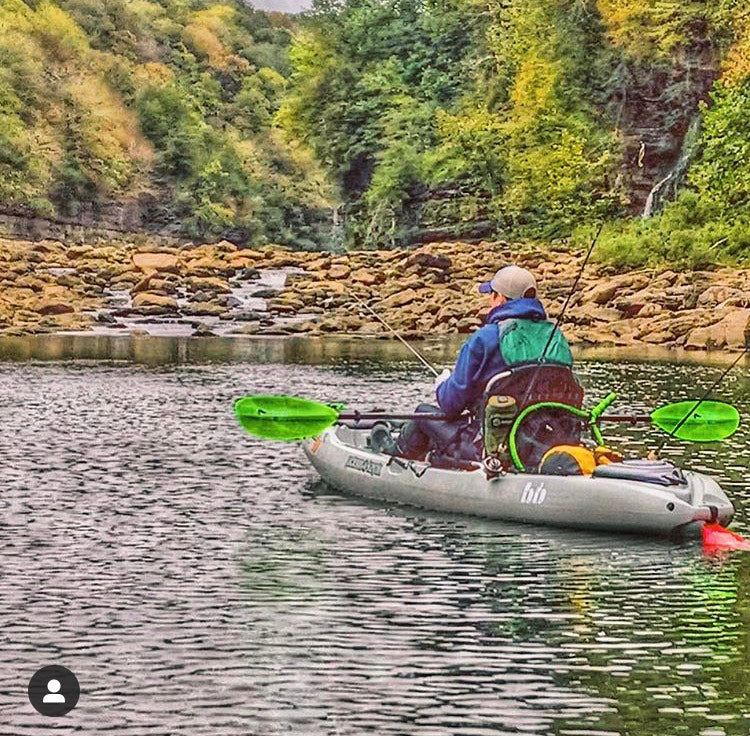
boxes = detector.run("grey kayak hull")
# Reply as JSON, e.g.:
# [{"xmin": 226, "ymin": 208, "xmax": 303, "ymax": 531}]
[{"xmin": 302, "ymin": 427, "xmax": 734, "ymax": 536}]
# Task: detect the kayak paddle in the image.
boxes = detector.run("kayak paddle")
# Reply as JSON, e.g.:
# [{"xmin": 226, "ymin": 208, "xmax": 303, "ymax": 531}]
[{"xmin": 234, "ymin": 395, "xmax": 740, "ymax": 443}]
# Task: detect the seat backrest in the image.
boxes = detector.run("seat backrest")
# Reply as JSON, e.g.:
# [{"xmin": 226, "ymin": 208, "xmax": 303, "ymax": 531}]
[{"xmin": 484, "ymin": 363, "xmax": 583, "ymax": 411}]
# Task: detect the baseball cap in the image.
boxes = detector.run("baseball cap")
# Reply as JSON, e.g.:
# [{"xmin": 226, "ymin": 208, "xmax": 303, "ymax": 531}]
[{"xmin": 478, "ymin": 265, "xmax": 537, "ymax": 299}]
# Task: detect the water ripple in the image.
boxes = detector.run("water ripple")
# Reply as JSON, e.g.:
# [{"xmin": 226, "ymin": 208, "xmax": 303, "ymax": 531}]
[{"xmin": 0, "ymin": 359, "xmax": 748, "ymax": 734}]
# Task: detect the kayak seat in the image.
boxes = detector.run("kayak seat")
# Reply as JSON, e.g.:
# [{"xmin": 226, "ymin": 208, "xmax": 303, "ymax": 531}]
[
  {"xmin": 482, "ymin": 364, "xmax": 585, "ymax": 469},
  {"xmin": 484, "ymin": 364, "xmax": 584, "ymax": 410},
  {"xmin": 592, "ymin": 460, "xmax": 687, "ymax": 486}
]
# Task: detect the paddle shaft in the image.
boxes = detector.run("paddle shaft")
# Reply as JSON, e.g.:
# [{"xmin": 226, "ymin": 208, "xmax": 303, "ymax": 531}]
[{"xmin": 337, "ymin": 411, "xmax": 651, "ymax": 424}]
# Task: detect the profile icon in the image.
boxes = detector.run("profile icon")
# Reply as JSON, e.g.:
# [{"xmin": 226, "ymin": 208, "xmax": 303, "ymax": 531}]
[
  {"xmin": 28, "ymin": 666, "xmax": 79, "ymax": 716},
  {"xmin": 43, "ymin": 679, "xmax": 65, "ymax": 704}
]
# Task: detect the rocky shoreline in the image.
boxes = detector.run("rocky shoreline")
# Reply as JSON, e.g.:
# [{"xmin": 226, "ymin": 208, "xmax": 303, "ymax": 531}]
[{"xmin": 1, "ymin": 237, "xmax": 749, "ymax": 350}]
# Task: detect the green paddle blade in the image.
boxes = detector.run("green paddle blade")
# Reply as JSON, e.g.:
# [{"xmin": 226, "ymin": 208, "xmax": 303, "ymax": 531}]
[
  {"xmin": 234, "ymin": 395, "xmax": 340, "ymax": 441},
  {"xmin": 651, "ymin": 400, "xmax": 740, "ymax": 442}
]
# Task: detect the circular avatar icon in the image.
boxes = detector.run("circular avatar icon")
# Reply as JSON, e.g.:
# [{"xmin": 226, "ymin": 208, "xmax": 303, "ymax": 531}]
[{"xmin": 28, "ymin": 665, "xmax": 80, "ymax": 717}]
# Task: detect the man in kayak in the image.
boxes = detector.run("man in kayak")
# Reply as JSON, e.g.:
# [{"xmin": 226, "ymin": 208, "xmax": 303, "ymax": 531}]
[{"xmin": 371, "ymin": 264, "xmax": 575, "ymax": 466}]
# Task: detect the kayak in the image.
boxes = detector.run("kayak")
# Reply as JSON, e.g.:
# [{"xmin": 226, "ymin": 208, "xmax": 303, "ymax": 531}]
[{"xmin": 302, "ymin": 425, "xmax": 734, "ymax": 536}]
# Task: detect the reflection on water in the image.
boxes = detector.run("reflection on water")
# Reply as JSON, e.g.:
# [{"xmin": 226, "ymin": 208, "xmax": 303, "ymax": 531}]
[
  {"xmin": 1, "ymin": 332, "xmax": 750, "ymax": 368},
  {"xmin": 0, "ymin": 344, "xmax": 749, "ymax": 734}
]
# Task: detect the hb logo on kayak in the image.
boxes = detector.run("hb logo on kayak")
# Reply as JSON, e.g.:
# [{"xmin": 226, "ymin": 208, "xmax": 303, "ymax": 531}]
[
  {"xmin": 520, "ymin": 481, "xmax": 547, "ymax": 505},
  {"xmin": 345, "ymin": 455, "xmax": 383, "ymax": 476}
]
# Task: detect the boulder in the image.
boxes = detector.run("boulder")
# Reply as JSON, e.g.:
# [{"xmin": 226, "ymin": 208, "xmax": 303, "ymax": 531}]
[
  {"xmin": 132, "ymin": 252, "xmax": 179, "ymax": 274},
  {"xmin": 719, "ymin": 309, "xmax": 750, "ymax": 349},
  {"xmin": 685, "ymin": 326, "xmax": 718, "ymax": 350},
  {"xmin": 186, "ymin": 276, "xmax": 231, "ymax": 294},
  {"xmin": 350, "ymin": 268, "xmax": 383, "ymax": 286},
  {"xmin": 132, "ymin": 292, "xmax": 178, "ymax": 310},
  {"xmin": 407, "ymin": 252, "xmax": 451, "ymax": 271},
  {"xmin": 328, "ymin": 264, "xmax": 351, "ymax": 280},
  {"xmin": 456, "ymin": 316, "xmax": 481, "ymax": 333},
  {"xmin": 36, "ymin": 299, "xmax": 74, "ymax": 316},
  {"xmin": 250, "ymin": 287, "xmax": 281, "ymax": 299},
  {"xmin": 184, "ymin": 255, "xmax": 231, "ymax": 274},
  {"xmin": 192, "ymin": 323, "xmax": 217, "ymax": 337},
  {"xmin": 381, "ymin": 288, "xmax": 417, "ymax": 309},
  {"xmin": 183, "ymin": 301, "xmax": 226, "ymax": 316}
]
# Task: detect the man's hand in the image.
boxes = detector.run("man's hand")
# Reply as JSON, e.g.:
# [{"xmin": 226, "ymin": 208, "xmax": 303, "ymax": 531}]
[{"xmin": 434, "ymin": 368, "xmax": 451, "ymax": 390}]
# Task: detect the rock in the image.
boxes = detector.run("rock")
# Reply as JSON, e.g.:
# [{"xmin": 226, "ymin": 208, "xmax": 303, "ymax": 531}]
[
  {"xmin": 313, "ymin": 280, "xmax": 345, "ymax": 296},
  {"xmin": 381, "ymin": 288, "xmax": 417, "ymax": 309},
  {"xmin": 192, "ymin": 323, "xmax": 216, "ymax": 337},
  {"xmin": 225, "ymin": 310, "xmax": 263, "ymax": 321},
  {"xmin": 183, "ymin": 301, "xmax": 226, "ymax": 316},
  {"xmin": 719, "ymin": 309, "xmax": 750, "ymax": 349},
  {"xmin": 238, "ymin": 267, "xmax": 260, "ymax": 280},
  {"xmin": 350, "ymin": 268, "xmax": 383, "ymax": 286},
  {"xmin": 407, "ymin": 252, "xmax": 451, "ymax": 271},
  {"xmin": 328, "ymin": 264, "xmax": 351, "ymax": 279},
  {"xmin": 456, "ymin": 316, "xmax": 481, "ymax": 333},
  {"xmin": 186, "ymin": 276, "xmax": 231, "ymax": 294},
  {"xmin": 568, "ymin": 304, "xmax": 621, "ymax": 325},
  {"xmin": 685, "ymin": 326, "xmax": 718, "ymax": 350},
  {"xmin": 132, "ymin": 252, "xmax": 179, "ymax": 274},
  {"xmin": 250, "ymin": 287, "xmax": 281, "ymax": 299},
  {"xmin": 231, "ymin": 323, "xmax": 261, "ymax": 335},
  {"xmin": 132, "ymin": 292, "xmax": 178, "ymax": 311},
  {"xmin": 642, "ymin": 329, "xmax": 674, "ymax": 344},
  {"xmin": 36, "ymin": 299, "xmax": 74, "ymax": 316}
]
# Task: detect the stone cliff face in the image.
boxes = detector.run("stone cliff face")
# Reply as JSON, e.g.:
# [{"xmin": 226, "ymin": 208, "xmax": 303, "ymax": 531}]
[{"xmin": 610, "ymin": 38, "xmax": 720, "ymax": 215}]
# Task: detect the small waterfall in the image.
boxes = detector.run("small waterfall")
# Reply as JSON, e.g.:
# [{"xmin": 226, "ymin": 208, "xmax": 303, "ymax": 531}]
[{"xmin": 642, "ymin": 114, "xmax": 703, "ymax": 218}]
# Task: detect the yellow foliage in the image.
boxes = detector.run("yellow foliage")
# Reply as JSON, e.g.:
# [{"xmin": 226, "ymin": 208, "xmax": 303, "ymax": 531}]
[
  {"xmin": 132, "ymin": 62, "xmax": 175, "ymax": 90},
  {"xmin": 597, "ymin": 0, "xmax": 710, "ymax": 57},
  {"xmin": 184, "ymin": 22, "xmax": 228, "ymax": 67},
  {"xmin": 510, "ymin": 53, "xmax": 559, "ymax": 122},
  {"xmin": 192, "ymin": 5, "xmax": 236, "ymax": 36},
  {"xmin": 182, "ymin": 4, "xmax": 237, "ymax": 66},
  {"xmin": 66, "ymin": 75, "xmax": 153, "ymax": 192},
  {"xmin": 0, "ymin": 0, "xmax": 33, "ymax": 32},
  {"xmin": 31, "ymin": 2, "xmax": 89, "ymax": 64},
  {"xmin": 723, "ymin": 13, "xmax": 750, "ymax": 85}
]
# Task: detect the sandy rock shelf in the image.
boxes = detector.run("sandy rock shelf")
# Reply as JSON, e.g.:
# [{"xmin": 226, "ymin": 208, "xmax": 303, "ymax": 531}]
[{"xmin": 1, "ymin": 237, "xmax": 748, "ymax": 351}]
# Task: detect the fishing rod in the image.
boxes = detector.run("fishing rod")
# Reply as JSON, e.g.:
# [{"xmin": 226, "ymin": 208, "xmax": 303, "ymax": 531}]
[
  {"xmin": 657, "ymin": 345, "xmax": 749, "ymax": 454},
  {"xmin": 348, "ymin": 288, "xmax": 440, "ymax": 377},
  {"xmin": 513, "ymin": 221, "xmax": 605, "ymax": 412}
]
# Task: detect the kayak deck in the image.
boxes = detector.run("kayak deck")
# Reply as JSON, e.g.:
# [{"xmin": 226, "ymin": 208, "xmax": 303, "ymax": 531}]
[{"xmin": 302, "ymin": 426, "xmax": 734, "ymax": 536}]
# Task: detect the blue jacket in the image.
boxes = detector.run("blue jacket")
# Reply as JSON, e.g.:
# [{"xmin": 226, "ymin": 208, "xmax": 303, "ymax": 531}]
[{"xmin": 436, "ymin": 298, "xmax": 548, "ymax": 416}]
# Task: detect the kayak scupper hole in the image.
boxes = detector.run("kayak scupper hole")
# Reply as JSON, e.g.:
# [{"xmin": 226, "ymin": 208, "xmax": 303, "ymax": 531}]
[{"xmin": 666, "ymin": 502, "xmax": 675, "ymax": 511}]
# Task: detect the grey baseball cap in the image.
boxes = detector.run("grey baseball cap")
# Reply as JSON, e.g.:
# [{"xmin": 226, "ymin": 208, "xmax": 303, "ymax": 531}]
[{"xmin": 478, "ymin": 265, "xmax": 537, "ymax": 299}]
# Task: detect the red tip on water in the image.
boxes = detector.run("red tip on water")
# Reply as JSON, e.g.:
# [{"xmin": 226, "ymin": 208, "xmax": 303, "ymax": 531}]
[{"xmin": 702, "ymin": 523, "xmax": 750, "ymax": 553}]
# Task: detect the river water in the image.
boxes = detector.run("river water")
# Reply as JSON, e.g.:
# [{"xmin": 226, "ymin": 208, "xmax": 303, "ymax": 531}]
[{"xmin": 1, "ymin": 336, "xmax": 749, "ymax": 735}]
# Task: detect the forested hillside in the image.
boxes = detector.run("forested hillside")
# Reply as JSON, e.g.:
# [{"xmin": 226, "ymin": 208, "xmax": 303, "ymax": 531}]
[
  {"xmin": 1, "ymin": 0, "xmax": 749, "ymax": 265},
  {"xmin": 282, "ymin": 0, "xmax": 750, "ymax": 265},
  {"xmin": 0, "ymin": 0, "xmax": 333, "ymax": 246}
]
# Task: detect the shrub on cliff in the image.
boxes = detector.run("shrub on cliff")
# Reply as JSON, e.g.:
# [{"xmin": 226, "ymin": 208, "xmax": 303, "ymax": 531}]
[{"xmin": 593, "ymin": 77, "xmax": 750, "ymax": 268}]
